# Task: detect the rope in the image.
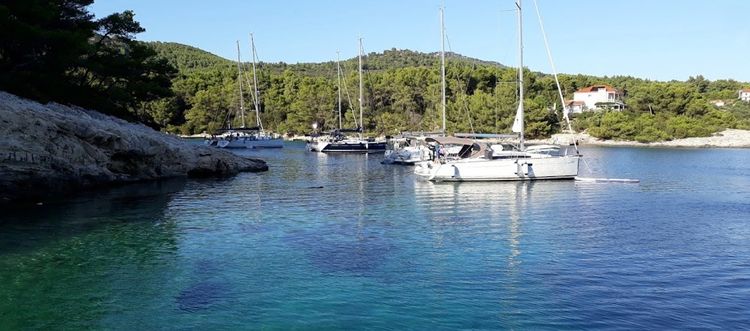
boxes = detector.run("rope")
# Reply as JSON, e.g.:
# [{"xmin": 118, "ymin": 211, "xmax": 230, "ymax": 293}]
[
  {"xmin": 341, "ymin": 59, "xmax": 359, "ymax": 129},
  {"xmin": 532, "ymin": 0, "xmax": 572, "ymax": 132},
  {"xmin": 444, "ymin": 31, "xmax": 476, "ymax": 134}
]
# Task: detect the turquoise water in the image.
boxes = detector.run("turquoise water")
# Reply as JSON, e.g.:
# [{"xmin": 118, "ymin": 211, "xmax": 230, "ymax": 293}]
[{"xmin": 1, "ymin": 142, "xmax": 749, "ymax": 329}]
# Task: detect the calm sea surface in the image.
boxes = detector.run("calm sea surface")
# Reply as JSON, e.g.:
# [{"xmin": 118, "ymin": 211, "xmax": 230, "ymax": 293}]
[{"xmin": 1, "ymin": 142, "xmax": 749, "ymax": 330}]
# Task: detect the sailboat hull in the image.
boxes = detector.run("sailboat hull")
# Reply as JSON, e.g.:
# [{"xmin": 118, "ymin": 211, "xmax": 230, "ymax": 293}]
[
  {"xmin": 324, "ymin": 141, "xmax": 385, "ymax": 153},
  {"xmin": 217, "ymin": 137, "xmax": 284, "ymax": 149},
  {"xmin": 415, "ymin": 155, "xmax": 580, "ymax": 181},
  {"xmin": 308, "ymin": 140, "xmax": 386, "ymax": 153}
]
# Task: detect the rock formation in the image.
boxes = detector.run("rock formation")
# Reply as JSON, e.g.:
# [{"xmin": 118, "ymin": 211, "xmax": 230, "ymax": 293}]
[{"xmin": 0, "ymin": 91, "xmax": 267, "ymax": 202}]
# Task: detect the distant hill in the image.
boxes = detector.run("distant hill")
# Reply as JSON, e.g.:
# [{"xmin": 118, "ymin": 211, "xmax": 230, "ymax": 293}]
[
  {"xmin": 145, "ymin": 42, "xmax": 506, "ymax": 77},
  {"xmin": 146, "ymin": 42, "xmax": 233, "ymax": 73}
]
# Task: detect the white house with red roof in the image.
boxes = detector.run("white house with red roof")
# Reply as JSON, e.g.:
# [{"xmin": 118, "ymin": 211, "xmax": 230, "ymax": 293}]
[
  {"xmin": 739, "ymin": 88, "xmax": 750, "ymax": 102},
  {"xmin": 570, "ymin": 84, "xmax": 625, "ymax": 112}
]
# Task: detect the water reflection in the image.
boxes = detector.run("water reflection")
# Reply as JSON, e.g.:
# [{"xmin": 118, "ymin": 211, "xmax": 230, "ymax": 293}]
[{"xmin": 413, "ymin": 180, "xmax": 535, "ymax": 263}]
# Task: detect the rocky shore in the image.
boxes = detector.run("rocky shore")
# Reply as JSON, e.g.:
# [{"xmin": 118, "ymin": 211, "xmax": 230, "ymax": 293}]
[
  {"xmin": 0, "ymin": 91, "xmax": 267, "ymax": 202},
  {"xmin": 534, "ymin": 130, "xmax": 750, "ymax": 148}
]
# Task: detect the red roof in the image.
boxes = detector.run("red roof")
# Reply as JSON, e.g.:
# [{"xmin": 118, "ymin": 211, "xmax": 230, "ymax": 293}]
[
  {"xmin": 576, "ymin": 84, "xmax": 619, "ymax": 93},
  {"xmin": 741, "ymin": 88, "xmax": 750, "ymax": 93}
]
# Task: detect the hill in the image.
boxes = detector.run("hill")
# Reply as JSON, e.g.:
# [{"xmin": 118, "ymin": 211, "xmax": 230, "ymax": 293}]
[
  {"xmin": 145, "ymin": 43, "xmax": 506, "ymax": 77},
  {"xmin": 143, "ymin": 42, "xmax": 750, "ymax": 142},
  {"xmin": 146, "ymin": 42, "xmax": 234, "ymax": 73}
]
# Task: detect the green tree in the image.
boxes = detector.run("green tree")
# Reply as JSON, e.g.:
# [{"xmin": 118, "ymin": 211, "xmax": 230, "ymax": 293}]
[{"xmin": 0, "ymin": 2, "xmax": 175, "ymax": 125}]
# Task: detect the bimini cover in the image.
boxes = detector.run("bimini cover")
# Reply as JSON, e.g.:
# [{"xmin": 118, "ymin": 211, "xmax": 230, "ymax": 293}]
[
  {"xmin": 426, "ymin": 136, "xmax": 488, "ymax": 158},
  {"xmin": 425, "ymin": 136, "xmax": 476, "ymax": 146}
]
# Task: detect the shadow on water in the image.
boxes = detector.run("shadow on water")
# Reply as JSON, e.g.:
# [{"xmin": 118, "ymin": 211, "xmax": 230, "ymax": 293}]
[
  {"xmin": 285, "ymin": 221, "xmax": 397, "ymax": 276},
  {"xmin": 176, "ymin": 280, "xmax": 232, "ymax": 312},
  {"xmin": 0, "ymin": 178, "xmax": 188, "ymax": 255},
  {"xmin": 173, "ymin": 257, "xmax": 236, "ymax": 313},
  {"xmin": 0, "ymin": 178, "xmax": 192, "ymax": 330}
]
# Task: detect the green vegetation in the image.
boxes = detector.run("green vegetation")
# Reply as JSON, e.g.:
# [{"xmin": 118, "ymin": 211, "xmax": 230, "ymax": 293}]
[
  {"xmin": 2, "ymin": 3, "xmax": 748, "ymax": 141},
  {"xmin": 147, "ymin": 43, "xmax": 554, "ymax": 137},
  {"xmin": 156, "ymin": 43, "xmax": 750, "ymax": 141},
  {"xmin": 572, "ymin": 76, "xmax": 750, "ymax": 142},
  {"xmin": 0, "ymin": 1, "xmax": 174, "ymax": 126}
]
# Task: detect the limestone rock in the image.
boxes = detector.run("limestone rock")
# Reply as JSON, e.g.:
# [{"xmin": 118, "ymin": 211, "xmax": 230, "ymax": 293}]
[{"xmin": 0, "ymin": 91, "xmax": 267, "ymax": 201}]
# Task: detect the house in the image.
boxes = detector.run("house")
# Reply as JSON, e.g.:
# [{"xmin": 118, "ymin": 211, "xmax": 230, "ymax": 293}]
[
  {"xmin": 565, "ymin": 100, "xmax": 586, "ymax": 114},
  {"xmin": 710, "ymin": 100, "xmax": 726, "ymax": 107},
  {"xmin": 739, "ymin": 88, "xmax": 750, "ymax": 102},
  {"xmin": 572, "ymin": 84, "xmax": 625, "ymax": 111}
]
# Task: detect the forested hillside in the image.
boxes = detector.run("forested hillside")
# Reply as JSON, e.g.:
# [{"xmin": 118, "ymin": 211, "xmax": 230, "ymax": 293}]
[
  {"xmin": 148, "ymin": 42, "xmax": 750, "ymax": 141},
  {"xmin": 148, "ymin": 42, "xmax": 233, "ymax": 73}
]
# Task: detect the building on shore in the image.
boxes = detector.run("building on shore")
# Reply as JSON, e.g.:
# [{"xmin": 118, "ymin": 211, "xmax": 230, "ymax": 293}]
[
  {"xmin": 565, "ymin": 100, "xmax": 586, "ymax": 114},
  {"xmin": 739, "ymin": 88, "xmax": 750, "ymax": 102},
  {"xmin": 570, "ymin": 84, "xmax": 625, "ymax": 113}
]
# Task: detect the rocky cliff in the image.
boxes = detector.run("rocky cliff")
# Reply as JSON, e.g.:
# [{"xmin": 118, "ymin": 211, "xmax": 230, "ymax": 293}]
[{"xmin": 0, "ymin": 91, "xmax": 267, "ymax": 202}]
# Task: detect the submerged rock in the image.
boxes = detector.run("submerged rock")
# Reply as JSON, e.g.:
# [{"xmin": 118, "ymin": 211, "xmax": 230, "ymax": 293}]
[{"xmin": 0, "ymin": 91, "xmax": 267, "ymax": 201}]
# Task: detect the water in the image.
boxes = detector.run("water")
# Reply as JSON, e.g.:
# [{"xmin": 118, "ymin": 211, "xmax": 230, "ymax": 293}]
[{"xmin": 1, "ymin": 142, "xmax": 749, "ymax": 329}]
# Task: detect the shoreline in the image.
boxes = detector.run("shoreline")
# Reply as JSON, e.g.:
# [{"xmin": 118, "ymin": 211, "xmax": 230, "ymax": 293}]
[
  {"xmin": 181, "ymin": 129, "xmax": 750, "ymax": 149},
  {"xmin": 537, "ymin": 129, "xmax": 750, "ymax": 149}
]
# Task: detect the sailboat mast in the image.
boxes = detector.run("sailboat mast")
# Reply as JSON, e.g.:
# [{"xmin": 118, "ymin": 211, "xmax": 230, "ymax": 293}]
[
  {"xmin": 249, "ymin": 33, "xmax": 262, "ymax": 131},
  {"xmin": 516, "ymin": 0, "xmax": 525, "ymax": 150},
  {"xmin": 358, "ymin": 38, "xmax": 364, "ymax": 135},
  {"xmin": 235, "ymin": 40, "xmax": 245, "ymax": 129},
  {"xmin": 337, "ymin": 51, "xmax": 342, "ymax": 130},
  {"xmin": 440, "ymin": 7, "xmax": 446, "ymax": 134}
]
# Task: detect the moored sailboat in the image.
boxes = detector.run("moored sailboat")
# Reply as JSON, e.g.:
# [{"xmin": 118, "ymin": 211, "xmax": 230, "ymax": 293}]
[
  {"xmin": 308, "ymin": 39, "xmax": 386, "ymax": 153},
  {"xmin": 208, "ymin": 35, "xmax": 283, "ymax": 149},
  {"xmin": 414, "ymin": 0, "xmax": 580, "ymax": 181}
]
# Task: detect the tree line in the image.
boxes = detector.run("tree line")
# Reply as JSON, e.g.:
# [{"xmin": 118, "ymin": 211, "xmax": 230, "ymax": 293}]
[
  {"xmin": 0, "ymin": 0, "xmax": 173, "ymax": 125},
  {"xmin": 155, "ymin": 42, "xmax": 749, "ymax": 142}
]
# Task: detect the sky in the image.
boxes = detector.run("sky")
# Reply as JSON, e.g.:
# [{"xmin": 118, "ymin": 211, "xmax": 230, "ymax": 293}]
[{"xmin": 89, "ymin": 0, "xmax": 750, "ymax": 82}]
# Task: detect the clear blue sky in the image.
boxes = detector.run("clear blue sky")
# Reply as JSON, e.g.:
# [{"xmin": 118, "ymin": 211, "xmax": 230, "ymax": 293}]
[{"xmin": 89, "ymin": 0, "xmax": 750, "ymax": 82}]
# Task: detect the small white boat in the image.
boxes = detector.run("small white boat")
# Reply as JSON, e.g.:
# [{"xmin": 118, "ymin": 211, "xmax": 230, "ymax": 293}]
[{"xmin": 383, "ymin": 135, "xmax": 436, "ymax": 164}]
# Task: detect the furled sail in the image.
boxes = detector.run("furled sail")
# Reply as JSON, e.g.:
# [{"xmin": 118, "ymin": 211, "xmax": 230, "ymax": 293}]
[{"xmin": 511, "ymin": 103, "xmax": 523, "ymax": 133}]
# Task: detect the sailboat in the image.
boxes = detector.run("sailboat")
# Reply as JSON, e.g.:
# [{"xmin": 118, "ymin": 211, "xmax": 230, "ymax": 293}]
[
  {"xmin": 212, "ymin": 35, "xmax": 283, "ymax": 149},
  {"xmin": 414, "ymin": 0, "xmax": 580, "ymax": 181},
  {"xmin": 307, "ymin": 38, "xmax": 386, "ymax": 153},
  {"xmin": 383, "ymin": 7, "xmax": 448, "ymax": 165}
]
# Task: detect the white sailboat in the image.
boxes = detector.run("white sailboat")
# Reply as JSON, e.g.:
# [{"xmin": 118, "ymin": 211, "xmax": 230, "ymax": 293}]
[
  {"xmin": 414, "ymin": 0, "xmax": 580, "ymax": 181},
  {"xmin": 308, "ymin": 38, "xmax": 386, "ymax": 153},
  {"xmin": 212, "ymin": 35, "xmax": 283, "ymax": 149},
  {"xmin": 383, "ymin": 7, "xmax": 448, "ymax": 165}
]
